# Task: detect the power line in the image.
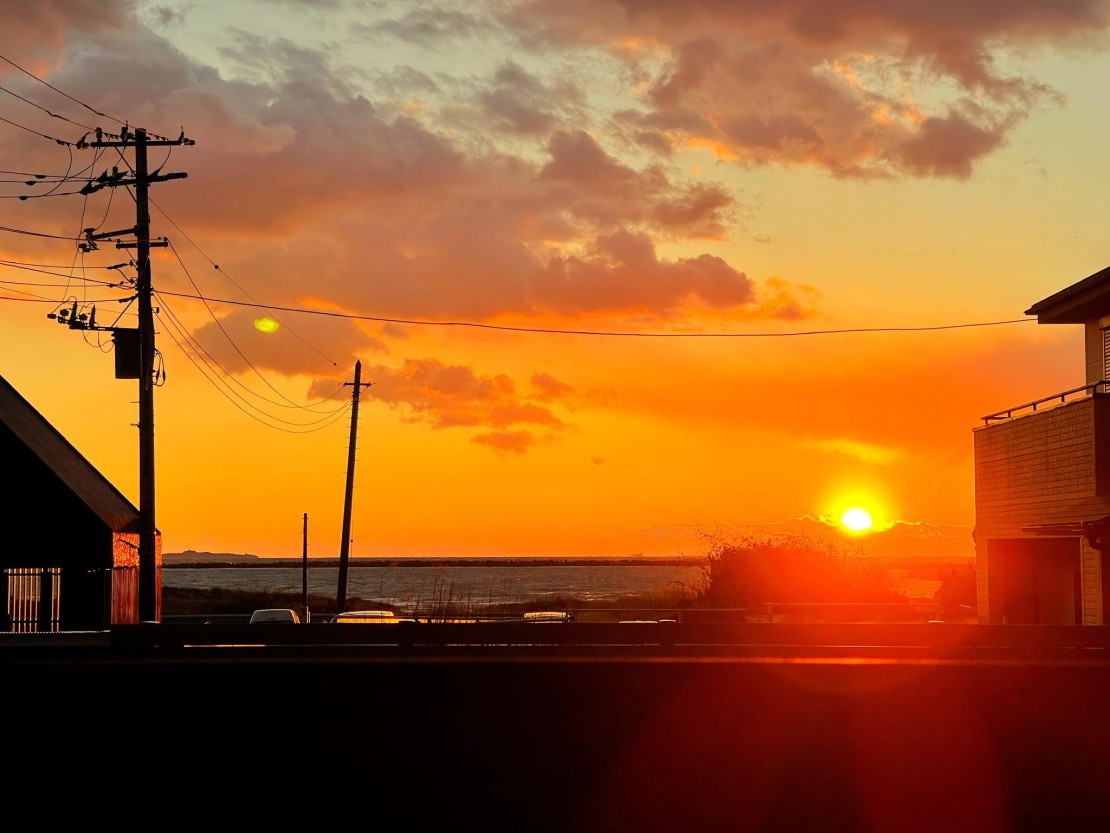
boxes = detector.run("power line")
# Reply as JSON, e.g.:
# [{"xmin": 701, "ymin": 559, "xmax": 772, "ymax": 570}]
[
  {"xmin": 0, "ymin": 52, "xmax": 127, "ymax": 127},
  {"xmin": 0, "ymin": 256, "xmax": 130, "ymax": 270},
  {"xmin": 164, "ymin": 242, "xmax": 344, "ymax": 411},
  {"xmin": 0, "ymin": 84, "xmax": 94, "ymax": 130},
  {"xmin": 0, "ymin": 187, "xmax": 87, "ymax": 199},
  {"xmin": 152, "ymin": 289, "xmax": 1037, "ymax": 337},
  {"xmin": 0, "ymin": 113, "xmax": 74, "ymax": 145},
  {"xmin": 156, "ymin": 297, "xmax": 352, "ymax": 433},
  {"xmin": 151, "ymin": 197, "xmax": 339, "ymax": 368},
  {"xmin": 0, "ymin": 223, "xmax": 79, "ymax": 240}
]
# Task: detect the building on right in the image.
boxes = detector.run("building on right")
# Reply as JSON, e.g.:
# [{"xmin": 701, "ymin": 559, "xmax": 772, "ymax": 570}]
[{"xmin": 974, "ymin": 265, "xmax": 1110, "ymax": 625}]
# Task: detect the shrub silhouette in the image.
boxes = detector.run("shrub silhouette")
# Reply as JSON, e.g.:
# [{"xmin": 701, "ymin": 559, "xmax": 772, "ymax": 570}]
[
  {"xmin": 696, "ymin": 531, "xmax": 896, "ymax": 608},
  {"xmin": 935, "ymin": 560, "xmax": 977, "ymax": 617}
]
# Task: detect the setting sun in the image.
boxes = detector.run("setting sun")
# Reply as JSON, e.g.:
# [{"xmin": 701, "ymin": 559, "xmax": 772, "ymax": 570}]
[{"xmin": 840, "ymin": 507, "xmax": 874, "ymax": 532}]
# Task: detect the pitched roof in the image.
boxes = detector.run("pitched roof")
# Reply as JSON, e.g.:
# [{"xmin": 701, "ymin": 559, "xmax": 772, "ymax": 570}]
[
  {"xmin": 0, "ymin": 373, "xmax": 141, "ymax": 532},
  {"xmin": 1025, "ymin": 264, "xmax": 1110, "ymax": 323}
]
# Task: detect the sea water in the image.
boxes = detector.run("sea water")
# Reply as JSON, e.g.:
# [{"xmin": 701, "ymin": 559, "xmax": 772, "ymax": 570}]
[{"xmin": 162, "ymin": 561, "xmax": 707, "ymax": 610}]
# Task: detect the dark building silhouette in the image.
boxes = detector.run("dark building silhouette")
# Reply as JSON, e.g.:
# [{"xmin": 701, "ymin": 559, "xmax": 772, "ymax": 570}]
[
  {"xmin": 974, "ymin": 265, "xmax": 1110, "ymax": 624},
  {"xmin": 0, "ymin": 373, "xmax": 160, "ymax": 631}
]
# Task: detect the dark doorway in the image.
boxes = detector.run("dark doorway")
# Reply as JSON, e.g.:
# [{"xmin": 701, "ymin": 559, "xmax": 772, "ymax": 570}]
[{"xmin": 991, "ymin": 537, "xmax": 1081, "ymax": 624}]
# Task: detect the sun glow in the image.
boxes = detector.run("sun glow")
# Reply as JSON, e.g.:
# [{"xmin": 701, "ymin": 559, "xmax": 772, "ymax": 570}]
[{"xmin": 840, "ymin": 507, "xmax": 874, "ymax": 532}]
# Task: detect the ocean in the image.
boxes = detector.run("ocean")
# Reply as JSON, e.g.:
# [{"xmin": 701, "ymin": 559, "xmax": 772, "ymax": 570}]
[{"xmin": 162, "ymin": 560, "xmax": 708, "ymax": 611}]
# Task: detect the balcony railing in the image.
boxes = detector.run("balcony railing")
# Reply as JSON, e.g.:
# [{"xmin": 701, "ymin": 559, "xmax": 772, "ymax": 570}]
[{"xmin": 980, "ymin": 382, "xmax": 1107, "ymax": 425}]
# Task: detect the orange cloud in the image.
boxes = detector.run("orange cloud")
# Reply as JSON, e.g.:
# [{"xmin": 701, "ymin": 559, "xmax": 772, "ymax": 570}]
[
  {"xmin": 357, "ymin": 358, "xmax": 576, "ymax": 453},
  {"xmin": 0, "ymin": 5, "xmax": 822, "ymax": 376}
]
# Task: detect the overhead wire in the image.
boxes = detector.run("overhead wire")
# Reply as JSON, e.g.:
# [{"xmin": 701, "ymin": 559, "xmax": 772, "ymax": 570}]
[
  {"xmin": 156, "ymin": 295, "xmax": 352, "ymax": 433},
  {"xmin": 0, "ymin": 61, "xmax": 347, "ymax": 424},
  {"xmin": 150, "ymin": 195, "xmax": 339, "ymax": 369},
  {"xmin": 0, "ymin": 113, "xmax": 75, "ymax": 145},
  {"xmin": 164, "ymin": 241, "xmax": 347, "ymax": 411},
  {"xmin": 0, "ymin": 52, "xmax": 127, "ymax": 127},
  {"xmin": 150, "ymin": 288, "xmax": 1038, "ymax": 337},
  {"xmin": 0, "ymin": 83, "xmax": 95, "ymax": 130},
  {"xmin": 0, "ymin": 223, "xmax": 80, "ymax": 240}
]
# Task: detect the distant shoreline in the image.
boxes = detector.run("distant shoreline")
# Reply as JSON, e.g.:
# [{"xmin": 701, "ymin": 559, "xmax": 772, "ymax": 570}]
[
  {"xmin": 162, "ymin": 551, "xmax": 967, "ymax": 570},
  {"xmin": 163, "ymin": 554, "xmax": 707, "ymax": 568}
]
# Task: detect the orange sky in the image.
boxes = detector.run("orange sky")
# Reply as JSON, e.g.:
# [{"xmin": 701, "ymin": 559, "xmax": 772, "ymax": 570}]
[{"xmin": 2, "ymin": 1, "xmax": 1108, "ymax": 558}]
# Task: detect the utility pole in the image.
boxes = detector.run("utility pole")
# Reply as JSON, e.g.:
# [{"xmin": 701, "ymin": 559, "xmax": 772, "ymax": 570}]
[
  {"xmin": 302, "ymin": 512, "xmax": 309, "ymax": 623},
  {"xmin": 71, "ymin": 126, "xmax": 194, "ymax": 622},
  {"xmin": 336, "ymin": 360, "xmax": 372, "ymax": 613}
]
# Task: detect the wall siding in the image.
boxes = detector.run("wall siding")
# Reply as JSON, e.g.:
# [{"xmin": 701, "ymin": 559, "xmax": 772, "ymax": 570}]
[{"xmin": 973, "ymin": 396, "xmax": 1105, "ymax": 624}]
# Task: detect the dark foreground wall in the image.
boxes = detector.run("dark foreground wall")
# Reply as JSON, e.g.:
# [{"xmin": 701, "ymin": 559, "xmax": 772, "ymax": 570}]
[{"xmin": 4, "ymin": 640, "xmax": 1109, "ymax": 833}]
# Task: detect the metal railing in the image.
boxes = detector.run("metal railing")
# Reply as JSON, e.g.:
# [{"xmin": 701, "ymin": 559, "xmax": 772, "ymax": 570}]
[
  {"xmin": 4, "ymin": 567, "xmax": 61, "ymax": 633},
  {"xmin": 980, "ymin": 382, "xmax": 1107, "ymax": 424}
]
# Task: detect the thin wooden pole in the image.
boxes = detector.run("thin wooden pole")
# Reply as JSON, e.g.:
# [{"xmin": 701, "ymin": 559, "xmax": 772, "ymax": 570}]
[
  {"xmin": 301, "ymin": 512, "xmax": 309, "ymax": 623},
  {"xmin": 337, "ymin": 360, "xmax": 371, "ymax": 613}
]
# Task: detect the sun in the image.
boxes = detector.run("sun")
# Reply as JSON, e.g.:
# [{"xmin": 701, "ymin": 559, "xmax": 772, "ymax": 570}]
[{"xmin": 840, "ymin": 507, "xmax": 874, "ymax": 532}]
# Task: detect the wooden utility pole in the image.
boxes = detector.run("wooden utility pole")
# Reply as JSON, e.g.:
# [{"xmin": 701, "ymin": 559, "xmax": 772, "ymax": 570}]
[
  {"xmin": 336, "ymin": 360, "xmax": 372, "ymax": 613},
  {"xmin": 301, "ymin": 512, "xmax": 309, "ymax": 623},
  {"xmin": 73, "ymin": 126, "xmax": 193, "ymax": 622}
]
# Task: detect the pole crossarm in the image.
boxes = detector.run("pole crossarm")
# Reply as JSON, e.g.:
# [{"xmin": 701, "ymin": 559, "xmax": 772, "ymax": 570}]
[
  {"xmin": 77, "ymin": 126, "xmax": 195, "ymax": 148},
  {"xmin": 79, "ymin": 170, "xmax": 187, "ymax": 195}
]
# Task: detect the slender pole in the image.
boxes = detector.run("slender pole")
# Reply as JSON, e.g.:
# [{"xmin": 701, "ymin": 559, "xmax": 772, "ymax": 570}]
[
  {"xmin": 336, "ymin": 360, "xmax": 370, "ymax": 613},
  {"xmin": 135, "ymin": 128, "xmax": 158, "ymax": 623},
  {"xmin": 301, "ymin": 512, "xmax": 309, "ymax": 623}
]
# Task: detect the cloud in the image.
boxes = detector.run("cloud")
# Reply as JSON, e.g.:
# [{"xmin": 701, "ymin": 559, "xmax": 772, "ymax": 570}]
[
  {"xmin": 505, "ymin": 0, "xmax": 1110, "ymax": 179},
  {"xmin": 1, "ymin": 0, "xmax": 825, "ymax": 386},
  {"xmin": 353, "ymin": 358, "xmax": 579, "ymax": 453},
  {"xmin": 472, "ymin": 429, "xmax": 540, "ymax": 454},
  {"xmin": 476, "ymin": 60, "xmax": 586, "ymax": 137},
  {"xmin": 531, "ymin": 372, "xmax": 574, "ymax": 401},
  {"xmin": 0, "ymin": 1, "xmax": 135, "ymax": 72},
  {"xmin": 801, "ymin": 436, "xmax": 908, "ymax": 465},
  {"xmin": 353, "ymin": 5, "xmax": 495, "ymax": 46}
]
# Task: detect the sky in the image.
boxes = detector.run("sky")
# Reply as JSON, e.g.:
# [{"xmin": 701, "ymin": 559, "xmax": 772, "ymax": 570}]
[{"xmin": 1, "ymin": 0, "xmax": 1109, "ymax": 559}]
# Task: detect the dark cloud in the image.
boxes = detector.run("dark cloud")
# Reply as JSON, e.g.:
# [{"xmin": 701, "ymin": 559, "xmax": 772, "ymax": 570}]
[
  {"xmin": 505, "ymin": 0, "xmax": 1110, "ymax": 179},
  {"xmin": 353, "ymin": 6, "xmax": 494, "ymax": 46},
  {"xmin": 890, "ymin": 112, "xmax": 1008, "ymax": 177},
  {"xmin": 476, "ymin": 60, "xmax": 585, "ymax": 136},
  {"xmin": 218, "ymin": 31, "xmax": 361, "ymax": 97}
]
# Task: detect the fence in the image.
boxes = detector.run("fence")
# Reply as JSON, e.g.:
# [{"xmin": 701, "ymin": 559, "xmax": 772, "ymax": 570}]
[{"xmin": 4, "ymin": 567, "xmax": 61, "ymax": 633}]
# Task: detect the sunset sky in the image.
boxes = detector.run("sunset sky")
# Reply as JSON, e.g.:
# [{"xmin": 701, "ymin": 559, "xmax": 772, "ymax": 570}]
[{"xmin": 2, "ymin": 0, "xmax": 1109, "ymax": 559}]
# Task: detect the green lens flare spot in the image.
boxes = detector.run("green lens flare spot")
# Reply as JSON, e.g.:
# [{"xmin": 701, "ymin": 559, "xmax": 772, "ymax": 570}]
[{"xmin": 254, "ymin": 317, "xmax": 280, "ymax": 334}]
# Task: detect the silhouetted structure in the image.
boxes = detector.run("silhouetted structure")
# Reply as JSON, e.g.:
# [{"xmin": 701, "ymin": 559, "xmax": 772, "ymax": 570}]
[
  {"xmin": 974, "ymin": 265, "xmax": 1110, "ymax": 624},
  {"xmin": 0, "ymin": 373, "xmax": 160, "ymax": 631}
]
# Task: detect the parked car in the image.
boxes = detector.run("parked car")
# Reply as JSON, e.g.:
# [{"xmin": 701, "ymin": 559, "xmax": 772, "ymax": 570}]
[
  {"xmin": 522, "ymin": 611, "xmax": 573, "ymax": 623},
  {"xmin": 249, "ymin": 608, "xmax": 300, "ymax": 624},
  {"xmin": 331, "ymin": 610, "xmax": 415, "ymax": 624}
]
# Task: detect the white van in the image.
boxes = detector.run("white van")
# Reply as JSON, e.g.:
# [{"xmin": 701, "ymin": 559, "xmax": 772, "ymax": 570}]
[{"xmin": 249, "ymin": 608, "xmax": 300, "ymax": 624}]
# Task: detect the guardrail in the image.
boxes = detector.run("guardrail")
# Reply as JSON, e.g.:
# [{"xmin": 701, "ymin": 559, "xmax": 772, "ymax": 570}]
[
  {"xmin": 981, "ymin": 382, "xmax": 1107, "ymax": 424},
  {"xmin": 104, "ymin": 620, "xmax": 1110, "ymax": 653}
]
